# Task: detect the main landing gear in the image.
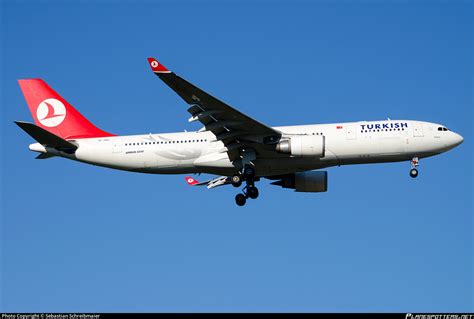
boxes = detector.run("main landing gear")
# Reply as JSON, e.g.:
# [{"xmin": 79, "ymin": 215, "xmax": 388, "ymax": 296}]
[
  {"xmin": 234, "ymin": 165, "xmax": 259, "ymax": 206},
  {"xmin": 409, "ymin": 157, "xmax": 419, "ymax": 178}
]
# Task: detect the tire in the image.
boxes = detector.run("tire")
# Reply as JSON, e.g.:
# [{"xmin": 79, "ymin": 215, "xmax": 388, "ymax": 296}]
[
  {"xmin": 410, "ymin": 168, "xmax": 418, "ymax": 178},
  {"xmin": 235, "ymin": 193, "xmax": 247, "ymax": 206},
  {"xmin": 247, "ymin": 186, "xmax": 259, "ymax": 199},
  {"xmin": 231, "ymin": 174, "xmax": 242, "ymax": 187}
]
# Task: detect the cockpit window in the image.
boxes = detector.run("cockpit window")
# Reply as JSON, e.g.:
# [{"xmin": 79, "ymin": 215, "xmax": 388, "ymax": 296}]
[{"xmin": 438, "ymin": 127, "xmax": 449, "ymax": 131}]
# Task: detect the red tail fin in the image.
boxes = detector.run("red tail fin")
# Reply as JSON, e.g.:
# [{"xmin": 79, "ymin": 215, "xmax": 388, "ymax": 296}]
[{"xmin": 18, "ymin": 79, "xmax": 114, "ymax": 139}]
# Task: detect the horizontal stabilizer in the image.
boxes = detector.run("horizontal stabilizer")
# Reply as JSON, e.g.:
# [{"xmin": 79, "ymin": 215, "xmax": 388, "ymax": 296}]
[
  {"xmin": 15, "ymin": 121, "xmax": 78, "ymax": 151},
  {"xmin": 35, "ymin": 153, "xmax": 56, "ymax": 159}
]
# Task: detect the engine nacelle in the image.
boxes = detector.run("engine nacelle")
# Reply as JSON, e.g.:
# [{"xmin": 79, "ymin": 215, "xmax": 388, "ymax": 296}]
[
  {"xmin": 275, "ymin": 135, "xmax": 325, "ymax": 157},
  {"xmin": 271, "ymin": 171, "xmax": 328, "ymax": 193}
]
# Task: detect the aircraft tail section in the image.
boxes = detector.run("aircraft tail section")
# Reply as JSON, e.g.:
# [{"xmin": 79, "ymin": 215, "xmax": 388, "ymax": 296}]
[{"xmin": 18, "ymin": 79, "xmax": 114, "ymax": 140}]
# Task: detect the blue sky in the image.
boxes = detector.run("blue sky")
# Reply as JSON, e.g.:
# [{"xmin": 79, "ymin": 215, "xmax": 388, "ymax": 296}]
[{"xmin": 1, "ymin": 0, "xmax": 472, "ymax": 312}]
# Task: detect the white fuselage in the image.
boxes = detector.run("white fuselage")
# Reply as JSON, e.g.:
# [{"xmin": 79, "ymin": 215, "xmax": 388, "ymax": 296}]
[{"xmin": 32, "ymin": 120, "xmax": 463, "ymax": 176}]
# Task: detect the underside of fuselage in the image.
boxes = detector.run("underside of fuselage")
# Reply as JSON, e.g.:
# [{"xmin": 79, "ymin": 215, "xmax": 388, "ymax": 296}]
[{"xmin": 79, "ymin": 150, "xmax": 441, "ymax": 178}]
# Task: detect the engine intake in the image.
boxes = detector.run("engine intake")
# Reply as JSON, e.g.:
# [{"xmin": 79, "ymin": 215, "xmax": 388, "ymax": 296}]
[
  {"xmin": 276, "ymin": 135, "xmax": 325, "ymax": 157},
  {"xmin": 271, "ymin": 171, "xmax": 328, "ymax": 193}
]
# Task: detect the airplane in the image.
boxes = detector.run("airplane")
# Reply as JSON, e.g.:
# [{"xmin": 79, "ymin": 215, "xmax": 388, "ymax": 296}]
[{"xmin": 15, "ymin": 57, "xmax": 464, "ymax": 206}]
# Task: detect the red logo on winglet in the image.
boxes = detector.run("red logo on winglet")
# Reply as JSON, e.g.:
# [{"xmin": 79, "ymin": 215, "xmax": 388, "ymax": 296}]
[
  {"xmin": 185, "ymin": 176, "xmax": 199, "ymax": 185},
  {"xmin": 147, "ymin": 57, "xmax": 171, "ymax": 73}
]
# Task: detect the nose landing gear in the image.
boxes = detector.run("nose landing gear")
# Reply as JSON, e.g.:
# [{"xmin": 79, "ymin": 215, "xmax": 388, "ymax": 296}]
[{"xmin": 409, "ymin": 157, "xmax": 419, "ymax": 178}]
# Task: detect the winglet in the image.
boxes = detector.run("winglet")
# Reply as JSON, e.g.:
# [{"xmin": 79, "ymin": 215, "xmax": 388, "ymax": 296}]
[
  {"xmin": 185, "ymin": 176, "xmax": 200, "ymax": 186},
  {"xmin": 147, "ymin": 57, "xmax": 171, "ymax": 74}
]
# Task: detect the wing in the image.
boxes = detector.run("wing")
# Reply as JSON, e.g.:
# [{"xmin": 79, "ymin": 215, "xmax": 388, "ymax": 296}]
[
  {"xmin": 147, "ymin": 57, "xmax": 282, "ymax": 161},
  {"xmin": 185, "ymin": 176, "xmax": 230, "ymax": 189}
]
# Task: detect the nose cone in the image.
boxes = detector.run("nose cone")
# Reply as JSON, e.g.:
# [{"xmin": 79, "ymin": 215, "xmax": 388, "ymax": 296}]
[{"xmin": 451, "ymin": 132, "xmax": 464, "ymax": 148}]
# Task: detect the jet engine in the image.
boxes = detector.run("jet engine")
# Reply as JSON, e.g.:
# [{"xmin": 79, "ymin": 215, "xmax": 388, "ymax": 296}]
[
  {"xmin": 275, "ymin": 135, "xmax": 325, "ymax": 157},
  {"xmin": 271, "ymin": 171, "xmax": 328, "ymax": 192}
]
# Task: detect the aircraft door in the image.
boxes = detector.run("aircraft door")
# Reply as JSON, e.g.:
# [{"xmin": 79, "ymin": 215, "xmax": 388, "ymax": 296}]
[{"xmin": 413, "ymin": 123, "xmax": 424, "ymax": 137}]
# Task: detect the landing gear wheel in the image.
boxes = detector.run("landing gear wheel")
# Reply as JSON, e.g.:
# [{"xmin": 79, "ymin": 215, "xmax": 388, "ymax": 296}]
[
  {"xmin": 410, "ymin": 168, "xmax": 418, "ymax": 178},
  {"xmin": 243, "ymin": 166, "xmax": 255, "ymax": 179},
  {"xmin": 235, "ymin": 193, "xmax": 247, "ymax": 206},
  {"xmin": 247, "ymin": 186, "xmax": 259, "ymax": 199},
  {"xmin": 231, "ymin": 174, "xmax": 242, "ymax": 187}
]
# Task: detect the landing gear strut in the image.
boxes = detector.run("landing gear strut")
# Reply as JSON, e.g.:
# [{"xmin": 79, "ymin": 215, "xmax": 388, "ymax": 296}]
[
  {"xmin": 243, "ymin": 166, "xmax": 255, "ymax": 179},
  {"xmin": 410, "ymin": 157, "xmax": 419, "ymax": 178}
]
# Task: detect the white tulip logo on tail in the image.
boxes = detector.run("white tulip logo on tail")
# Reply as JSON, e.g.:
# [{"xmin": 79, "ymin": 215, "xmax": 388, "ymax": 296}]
[{"xmin": 36, "ymin": 98, "xmax": 66, "ymax": 127}]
